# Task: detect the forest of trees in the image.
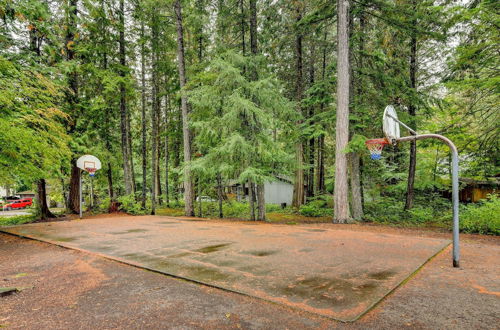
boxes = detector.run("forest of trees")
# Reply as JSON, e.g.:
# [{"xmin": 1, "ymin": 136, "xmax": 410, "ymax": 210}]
[{"xmin": 0, "ymin": 0, "xmax": 498, "ymax": 224}]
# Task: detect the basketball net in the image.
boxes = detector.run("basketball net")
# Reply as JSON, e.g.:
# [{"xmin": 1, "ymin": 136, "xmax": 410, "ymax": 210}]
[
  {"xmin": 85, "ymin": 168, "xmax": 97, "ymax": 177},
  {"xmin": 365, "ymin": 138, "xmax": 389, "ymax": 160}
]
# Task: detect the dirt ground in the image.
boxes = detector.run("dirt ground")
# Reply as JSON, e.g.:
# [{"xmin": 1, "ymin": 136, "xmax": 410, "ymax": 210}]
[{"xmin": 1, "ymin": 218, "xmax": 499, "ymax": 329}]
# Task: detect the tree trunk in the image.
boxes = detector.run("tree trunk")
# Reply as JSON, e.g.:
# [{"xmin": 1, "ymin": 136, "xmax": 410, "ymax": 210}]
[
  {"xmin": 292, "ymin": 4, "xmax": 305, "ymax": 208},
  {"xmin": 405, "ymin": 4, "xmax": 418, "ymax": 211},
  {"xmin": 349, "ymin": 153, "xmax": 363, "ymax": 220},
  {"xmin": 68, "ymin": 162, "xmax": 80, "ymax": 214},
  {"xmin": 334, "ymin": 0, "xmax": 350, "ymax": 223},
  {"xmin": 150, "ymin": 11, "xmax": 159, "ymax": 215},
  {"xmin": 119, "ymin": 0, "xmax": 133, "ymax": 196},
  {"xmin": 217, "ymin": 173, "xmax": 223, "ymax": 218},
  {"xmin": 66, "ymin": 0, "xmax": 80, "ymax": 214},
  {"xmin": 60, "ymin": 177, "xmax": 67, "ymax": 210},
  {"xmin": 197, "ymin": 179, "xmax": 202, "ymax": 217},
  {"xmin": 307, "ymin": 40, "xmax": 315, "ymax": 198},
  {"xmin": 248, "ymin": 181, "xmax": 255, "ymax": 220},
  {"xmin": 140, "ymin": 20, "xmax": 147, "ymax": 209},
  {"xmin": 249, "ymin": 0, "xmax": 257, "ymax": 55},
  {"xmin": 257, "ymin": 183, "xmax": 265, "ymax": 220},
  {"xmin": 316, "ymin": 135, "xmax": 325, "ymax": 194},
  {"xmin": 127, "ymin": 108, "xmax": 136, "ymax": 195},
  {"xmin": 248, "ymin": 0, "xmax": 265, "ymax": 218},
  {"xmin": 292, "ymin": 143, "xmax": 305, "ymax": 207},
  {"xmin": 316, "ymin": 31, "xmax": 328, "ymax": 195},
  {"xmin": 157, "ymin": 123, "xmax": 162, "ymax": 205},
  {"xmin": 164, "ymin": 94, "xmax": 170, "ymax": 207},
  {"xmin": 348, "ymin": 6, "xmax": 363, "ymax": 220},
  {"xmin": 172, "ymin": 109, "xmax": 181, "ymax": 204},
  {"xmin": 240, "ymin": 0, "xmax": 246, "ymax": 55},
  {"xmin": 174, "ymin": 0, "xmax": 195, "ymax": 216},
  {"xmin": 107, "ymin": 162, "xmax": 114, "ymax": 200},
  {"xmin": 37, "ymin": 179, "xmax": 55, "ymax": 220}
]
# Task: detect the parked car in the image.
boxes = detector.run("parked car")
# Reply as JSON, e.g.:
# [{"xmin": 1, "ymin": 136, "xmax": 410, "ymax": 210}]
[
  {"xmin": 2, "ymin": 198, "xmax": 32, "ymax": 211},
  {"xmin": 4, "ymin": 196, "xmax": 21, "ymax": 202},
  {"xmin": 195, "ymin": 196, "xmax": 217, "ymax": 202}
]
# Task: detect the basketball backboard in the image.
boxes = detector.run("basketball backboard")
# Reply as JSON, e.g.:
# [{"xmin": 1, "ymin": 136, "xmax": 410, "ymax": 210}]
[
  {"xmin": 383, "ymin": 105, "xmax": 400, "ymax": 142},
  {"xmin": 77, "ymin": 155, "xmax": 102, "ymax": 173}
]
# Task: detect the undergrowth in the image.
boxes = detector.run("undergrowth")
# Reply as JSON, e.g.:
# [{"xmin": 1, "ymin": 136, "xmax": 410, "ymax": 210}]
[{"xmin": 0, "ymin": 214, "xmax": 37, "ymax": 226}]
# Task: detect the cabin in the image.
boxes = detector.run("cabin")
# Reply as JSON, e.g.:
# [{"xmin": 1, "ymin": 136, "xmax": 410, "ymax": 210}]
[
  {"xmin": 228, "ymin": 176, "xmax": 296, "ymax": 206},
  {"xmin": 17, "ymin": 190, "xmax": 36, "ymax": 200},
  {"xmin": 459, "ymin": 178, "xmax": 499, "ymax": 203}
]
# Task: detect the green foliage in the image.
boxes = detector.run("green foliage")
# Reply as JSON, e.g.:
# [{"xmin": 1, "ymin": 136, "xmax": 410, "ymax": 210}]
[
  {"xmin": 189, "ymin": 51, "xmax": 295, "ymax": 185},
  {"xmin": 299, "ymin": 204, "xmax": 329, "ymax": 217},
  {"xmin": 442, "ymin": 0, "xmax": 500, "ymax": 178},
  {"xmin": 461, "ymin": 195, "xmax": 500, "ymax": 235},
  {"xmin": 297, "ymin": 195, "xmax": 332, "ymax": 217},
  {"xmin": 195, "ymin": 201, "xmax": 249, "ymax": 219},
  {"xmin": 117, "ymin": 194, "xmax": 147, "ymax": 215},
  {"xmin": 0, "ymin": 214, "xmax": 36, "ymax": 226},
  {"xmin": 265, "ymin": 204, "xmax": 283, "ymax": 213},
  {"xmin": 364, "ymin": 193, "xmax": 499, "ymax": 235},
  {"xmin": 364, "ymin": 194, "xmax": 452, "ymax": 227},
  {"xmin": 98, "ymin": 197, "xmax": 112, "ymax": 213},
  {"xmin": 0, "ymin": 57, "xmax": 70, "ymax": 184}
]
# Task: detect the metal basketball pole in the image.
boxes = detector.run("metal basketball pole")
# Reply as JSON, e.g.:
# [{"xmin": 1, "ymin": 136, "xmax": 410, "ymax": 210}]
[
  {"xmin": 79, "ymin": 170, "xmax": 83, "ymax": 219},
  {"xmin": 90, "ymin": 175, "xmax": 94, "ymax": 209},
  {"xmin": 394, "ymin": 134, "xmax": 460, "ymax": 267}
]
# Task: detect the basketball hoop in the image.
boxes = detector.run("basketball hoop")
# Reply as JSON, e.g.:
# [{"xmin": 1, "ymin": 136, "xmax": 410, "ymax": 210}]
[
  {"xmin": 77, "ymin": 155, "xmax": 101, "ymax": 177},
  {"xmin": 86, "ymin": 167, "xmax": 97, "ymax": 177},
  {"xmin": 76, "ymin": 154, "xmax": 102, "ymax": 220},
  {"xmin": 369, "ymin": 104, "xmax": 461, "ymax": 267},
  {"xmin": 365, "ymin": 138, "xmax": 389, "ymax": 160}
]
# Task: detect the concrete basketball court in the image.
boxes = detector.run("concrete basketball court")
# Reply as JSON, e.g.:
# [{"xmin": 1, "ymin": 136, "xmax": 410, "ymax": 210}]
[{"xmin": 1, "ymin": 215, "xmax": 450, "ymax": 322}]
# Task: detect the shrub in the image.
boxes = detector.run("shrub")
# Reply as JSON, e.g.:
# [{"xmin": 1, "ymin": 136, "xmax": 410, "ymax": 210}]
[
  {"xmin": 299, "ymin": 204, "xmax": 330, "ymax": 217},
  {"xmin": 117, "ymin": 194, "xmax": 146, "ymax": 215},
  {"xmin": 407, "ymin": 206, "xmax": 436, "ymax": 224},
  {"xmin": 265, "ymin": 204, "xmax": 283, "ymax": 213},
  {"xmin": 98, "ymin": 197, "xmax": 112, "ymax": 213},
  {"xmin": 460, "ymin": 195, "xmax": 500, "ymax": 235},
  {"xmin": 222, "ymin": 202, "xmax": 249, "ymax": 218},
  {"xmin": 0, "ymin": 214, "xmax": 36, "ymax": 226}
]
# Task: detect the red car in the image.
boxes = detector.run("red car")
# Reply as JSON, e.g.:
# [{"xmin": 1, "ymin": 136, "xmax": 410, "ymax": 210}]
[{"xmin": 2, "ymin": 198, "xmax": 32, "ymax": 211}]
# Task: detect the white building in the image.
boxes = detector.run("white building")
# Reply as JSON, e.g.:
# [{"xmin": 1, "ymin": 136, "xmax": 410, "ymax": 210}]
[{"xmin": 229, "ymin": 177, "xmax": 296, "ymax": 206}]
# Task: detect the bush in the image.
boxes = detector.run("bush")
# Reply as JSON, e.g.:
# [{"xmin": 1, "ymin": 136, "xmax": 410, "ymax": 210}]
[
  {"xmin": 98, "ymin": 197, "xmax": 112, "ymax": 213},
  {"xmin": 265, "ymin": 204, "xmax": 283, "ymax": 213},
  {"xmin": 299, "ymin": 203, "xmax": 330, "ymax": 217},
  {"xmin": 0, "ymin": 214, "xmax": 36, "ymax": 226},
  {"xmin": 364, "ymin": 195, "xmax": 452, "ymax": 227},
  {"xmin": 222, "ymin": 201, "xmax": 249, "ymax": 218},
  {"xmin": 461, "ymin": 195, "xmax": 500, "ymax": 235},
  {"xmin": 117, "ymin": 194, "xmax": 147, "ymax": 215}
]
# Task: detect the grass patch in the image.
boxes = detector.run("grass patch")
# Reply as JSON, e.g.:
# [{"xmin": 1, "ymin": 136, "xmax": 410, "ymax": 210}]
[
  {"xmin": 267, "ymin": 212, "xmax": 331, "ymax": 224},
  {"xmin": 156, "ymin": 207, "xmax": 185, "ymax": 217},
  {"xmin": 0, "ymin": 214, "xmax": 37, "ymax": 226}
]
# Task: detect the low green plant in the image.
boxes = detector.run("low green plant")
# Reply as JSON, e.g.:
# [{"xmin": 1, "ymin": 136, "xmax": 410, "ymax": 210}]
[
  {"xmin": 98, "ymin": 197, "xmax": 112, "ymax": 213},
  {"xmin": 265, "ymin": 204, "xmax": 283, "ymax": 213},
  {"xmin": 299, "ymin": 203, "xmax": 330, "ymax": 217},
  {"xmin": 117, "ymin": 194, "xmax": 147, "ymax": 215},
  {"xmin": 0, "ymin": 214, "xmax": 36, "ymax": 226},
  {"xmin": 363, "ymin": 194, "xmax": 452, "ymax": 227},
  {"xmin": 460, "ymin": 195, "xmax": 500, "ymax": 235}
]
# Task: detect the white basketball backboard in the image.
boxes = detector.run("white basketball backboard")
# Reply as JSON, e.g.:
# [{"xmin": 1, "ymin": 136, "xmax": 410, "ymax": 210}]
[
  {"xmin": 77, "ymin": 155, "xmax": 102, "ymax": 171},
  {"xmin": 383, "ymin": 105, "xmax": 400, "ymax": 141}
]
